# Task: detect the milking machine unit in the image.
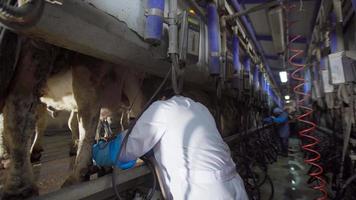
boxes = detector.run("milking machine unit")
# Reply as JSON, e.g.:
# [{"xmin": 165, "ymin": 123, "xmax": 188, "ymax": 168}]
[
  {"xmin": 231, "ymin": 28, "xmax": 244, "ymax": 95},
  {"xmin": 242, "ymin": 57, "xmax": 252, "ymax": 97},
  {"xmin": 253, "ymin": 64, "xmax": 261, "ymax": 105},
  {"xmin": 305, "ymin": 0, "xmax": 356, "ymax": 198},
  {"xmin": 260, "ymin": 73, "xmax": 269, "ymax": 109},
  {"xmin": 327, "ymin": 50, "xmax": 356, "ymax": 195},
  {"xmin": 333, "ymin": 4, "xmax": 356, "ymax": 196}
]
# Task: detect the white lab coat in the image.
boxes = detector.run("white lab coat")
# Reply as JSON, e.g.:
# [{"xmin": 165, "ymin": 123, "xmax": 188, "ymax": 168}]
[{"xmin": 120, "ymin": 96, "xmax": 248, "ymax": 200}]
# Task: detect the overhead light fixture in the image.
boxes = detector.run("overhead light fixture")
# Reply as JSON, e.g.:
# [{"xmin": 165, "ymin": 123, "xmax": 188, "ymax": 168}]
[
  {"xmin": 286, "ymin": 100, "xmax": 290, "ymax": 103},
  {"xmin": 279, "ymin": 71, "xmax": 288, "ymax": 83},
  {"xmin": 268, "ymin": 6, "xmax": 285, "ymax": 53},
  {"xmin": 285, "ymin": 95, "xmax": 290, "ymax": 100}
]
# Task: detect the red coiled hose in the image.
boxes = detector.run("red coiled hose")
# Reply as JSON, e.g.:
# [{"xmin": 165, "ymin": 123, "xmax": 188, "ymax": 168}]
[{"xmin": 285, "ymin": 3, "xmax": 328, "ymax": 200}]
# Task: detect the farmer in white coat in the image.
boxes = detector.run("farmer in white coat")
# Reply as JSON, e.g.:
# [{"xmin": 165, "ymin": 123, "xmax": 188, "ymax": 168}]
[{"xmin": 93, "ymin": 90, "xmax": 248, "ymax": 199}]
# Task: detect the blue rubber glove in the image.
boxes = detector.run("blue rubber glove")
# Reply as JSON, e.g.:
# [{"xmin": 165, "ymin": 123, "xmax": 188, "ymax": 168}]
[
  {"xmin": 263, "ymin": 117, "xmax": 273, "ymax": 124},
  {"xmin": 272, "ymin": 112, "xmax": 288, "ymax": 124},
  {"xmin": 92, "ymin": 133, "xmax": 136, "ymax": 169}
]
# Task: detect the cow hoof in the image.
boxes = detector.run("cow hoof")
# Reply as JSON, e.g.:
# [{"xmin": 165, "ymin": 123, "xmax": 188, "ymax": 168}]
[
  {"xmin": 98, "ymin": 167, "xmax": 112, "ymax": 177},
  {"xmin": 2, "ymin": 185, "xmax": 38, "ymax": 200},
  {"xmin": 62, "ymin": 166, "xmax": 96, "ymax": 188},
  {"xmin": 61, "ymin": 176, "xmax": 78, "ymax": 188},
  {"xmin": 62, "ymin": 175, "xmax": 87, "ymax": 188}
]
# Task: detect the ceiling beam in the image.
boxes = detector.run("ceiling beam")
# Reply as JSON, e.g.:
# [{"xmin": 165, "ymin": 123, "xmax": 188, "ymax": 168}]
[
  {"xmin": 265, "ymin": 54, "xmax": 304, "ymax": 67},
  {"xmin": 233, "ymin": 0, "xmax": 280, "ymax": 96},
  {"xmin": 265, "ymin": 54, "xmax": 304, "ymax": 63}
]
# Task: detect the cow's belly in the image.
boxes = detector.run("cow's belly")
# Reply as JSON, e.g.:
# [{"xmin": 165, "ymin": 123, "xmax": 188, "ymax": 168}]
[{"xmin": 40, "ymin": 70, "xmax": 77, "ymax": 111}]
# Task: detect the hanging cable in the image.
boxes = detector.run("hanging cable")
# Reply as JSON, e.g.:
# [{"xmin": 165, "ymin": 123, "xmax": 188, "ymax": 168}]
[
  {"xmin": 334, "ymin": 174, "xmax": 356, "ymax": 199},
  {"xmin": 285, "ymin": 3, "xmax": 327, "ymax": 200}
]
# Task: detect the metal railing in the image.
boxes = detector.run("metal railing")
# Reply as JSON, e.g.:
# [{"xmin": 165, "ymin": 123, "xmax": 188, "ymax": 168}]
[
  {"xmin": 30, "ymin": 124, "xmax": 276, "ymax": 200},
  {"xmin": 224, "ymin": 124, "xmax": 274, "ymax": 143},
  {"xmin": 31, "ymin": 165, "xmax": 150, "ymax": 200}
]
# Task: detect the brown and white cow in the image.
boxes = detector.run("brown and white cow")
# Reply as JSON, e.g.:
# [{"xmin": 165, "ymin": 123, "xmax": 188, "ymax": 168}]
[{"xmin": 0, "ymin": 36, "xmax": 145, "ymax": 199}]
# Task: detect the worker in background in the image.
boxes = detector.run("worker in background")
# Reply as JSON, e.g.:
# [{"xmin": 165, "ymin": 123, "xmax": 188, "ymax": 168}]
[
  {"xmin": 93, "ymin": 89, "xmax": 249, "ymax": 200},
  {"xmin": 264, "ymin": 107, "xmax": 290, "ymax": 157}
]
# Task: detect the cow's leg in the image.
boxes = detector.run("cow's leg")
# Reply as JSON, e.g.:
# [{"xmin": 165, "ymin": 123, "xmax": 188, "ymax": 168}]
[
  {"xmin": 68, "ymin": 110, "xmax": 79, "ymax": 156},
  {"xmin": 1, "ymin": 38, "xmax": 54, "ymax": 198},
  {"xmin": 30, "ymin": 103, "xmax": 47, "ymax": 163},
  {"xmin": 2, "ymin": 93, "xmax": 39, "ymax": 198},
  {"xmin": 0, "ymin": 114, "xmax": 3, "ymax": 156},
  {"xmin": 0, "ymin": 113, "xmax": 10, "ymax": 169},
  {"xmin": 63, "ymin": 66, "xmax": 100, "ymax": 186},
  {"xmin": 122, "ymin": 72, "xmax": 145, "ymax": 119}
]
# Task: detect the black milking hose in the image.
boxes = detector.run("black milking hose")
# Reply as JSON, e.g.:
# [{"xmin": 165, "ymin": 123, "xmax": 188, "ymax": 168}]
[
  {"xmin": 333, "ymin": 174, "xmax": 356, "ymax": 200},
  {"xmin": 266, "ymin": 175, "xmax": 274, "ymax": 200},
  {"xmin": 112, "ymin": 67, "xmax": 172, "ymax": 200},
  {"xmin": 0, "ymin": 0, "xmax": 45, "ymax": 30}
]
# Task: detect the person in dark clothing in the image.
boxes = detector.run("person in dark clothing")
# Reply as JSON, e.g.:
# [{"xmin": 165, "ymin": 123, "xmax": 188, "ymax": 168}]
[{"xmin": 264, "ymin": 107, "xmax": 290, "ymax": 157}]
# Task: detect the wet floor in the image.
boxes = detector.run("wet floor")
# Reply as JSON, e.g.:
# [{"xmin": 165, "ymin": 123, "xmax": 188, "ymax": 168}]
[{"xmin": 260, "ymin": 138, "xmax": 320, "ymax": 200}]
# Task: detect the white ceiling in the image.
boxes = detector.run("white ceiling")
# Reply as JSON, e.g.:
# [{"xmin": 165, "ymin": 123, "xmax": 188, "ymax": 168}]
[
  {"xmin": 239, "ymin": 0, "xmax": 319, "ymax": 89},
  {"xmin": 244, "ymin": 1, "xmax": 317, "ymax": 72}
]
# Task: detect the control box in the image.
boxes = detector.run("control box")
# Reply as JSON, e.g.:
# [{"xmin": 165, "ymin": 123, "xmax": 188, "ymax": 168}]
[
  {"xmin": 321, "ymin": 70, "xmax": 334, "ymax": 93},
  {"xmin": 231, "ymin": 73, "xmax": 243, "ymax": 93},
  {"xmin": 312, "ymin": 80, "xmax": 322, "ymax": 99},
  {"xmin": 328, "ymin": 51, "xmax": 356, "ymax": 84},
  {"xmin": 243, "ymin": 71, "xmax": 252, "ymax": 91},
  {"xmin": 178, "ymin": 11, "xmax": 201, "ymax": 65}
]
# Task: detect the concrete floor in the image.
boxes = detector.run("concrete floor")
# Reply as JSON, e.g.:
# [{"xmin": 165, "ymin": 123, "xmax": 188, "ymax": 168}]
[
  {"xmin": 0, "ymin": 131, "xmax": 150, "ymax": 198},
  {"xmin": 260, "ymin": 138, "xmax": 321, "ymax": 200},
  {"xmin": 0, "ymin": 131, "xmax": 75, "ymax": 195}
]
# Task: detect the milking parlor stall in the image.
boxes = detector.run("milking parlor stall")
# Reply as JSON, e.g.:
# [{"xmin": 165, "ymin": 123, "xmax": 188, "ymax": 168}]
[{"xmin": 1, "ymin": 0, "xmax": 356, "ymax": 200}]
